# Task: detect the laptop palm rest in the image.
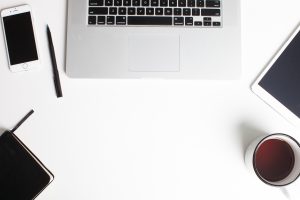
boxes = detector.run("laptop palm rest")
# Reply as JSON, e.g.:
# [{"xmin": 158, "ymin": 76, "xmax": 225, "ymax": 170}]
[{"xmin": 128, "ymin": 35, "xmax": 180, "ymax": 72}]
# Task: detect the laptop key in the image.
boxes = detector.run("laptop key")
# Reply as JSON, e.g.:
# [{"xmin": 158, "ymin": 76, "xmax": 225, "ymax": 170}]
[
  {"xmin": 88, "ymin": 16, "xmax": 97, "ymax": 24},
  {"xmin": 174, "ymin": 17, "xmax": 184, "ymax": 25},
  {"xmin": 128, "ymin": 7, "xmax": 136, "ymax": 15},
  {"xmin": 133, "ymin": 0, "xmax": 141, "ymax": 6},
  {"xmin": 169, "ymin": 0, "xmax": 177, "ymax": 7},
  {"xmin": 89, "ymin": 0, "xmax": 104, "ymax": 6},
  {"xmin": 183, "ymin": 8, "xmax": 191, "ymax": 15},
  {"xmin": 142, "ymin": 0, "xmax": 150, "ymax": 6},
  {"xmin": 201, "ymin": 9, "xmax": 220, "ymax": 16},
  {"xmin": 192, "ymin": 8, "xmax": 200, "ymax": 16},
  {"xmin": 213, "ymin": 21, "xmax": 221, "ymax": 26},
  {"xmin": 206, "ymin": 0, "xmax": 220, "ymax": 7},
  {"xmin": 114, "ymin": 0, "xmax": 122, "ymax": 6},
  {"xmin": 164, "ymin": 8, "xmax": 172, "ymax": 15},
  {"xmin": 109, "ymin": 7, "xmax": 117, "ymax": 14},
  {"xmin": 124, "ymin": 0, "xmax": 131, "ymax": 6},
  {"xmin": 187, "ymin": 0, "xmax": 195, "ymax": 7},
  {"xmin": 174, "ymin": 8, "xmax": 182, "ymax": 16},
  {"xmin": 89, "ymin": 7, "xmax": 108, "ymax": 15},
  {"xmin": 160, "ymin": 0, "xmax": 168, "ymax": 6},
  {"xmin": 116, "ymin": 16, "xmax": 126, "ymax": 25},
  {"xmin": 203, "ymin": 17, "xmax": 211, "ymax": 21},
  {"xmin": 204, "ymin": 21, "xmax": 211, "ymax": 26},
  {"xmin": 105, "ymin": 0, "xmax": 113, "ymax": 6},
  {"xmin": 155, "ymin": 8, "xmax": 163, "ymax": 15},
  {"xmin": 128, "ymin": 16, "xmax": 172, "ymax": 25},
  {"xmin": 178, "ymin": 0, "xmax": 186, "ymax": 7},
  {"xmin": 146, "ymin": 8, "xmax": 154, "ymax": 15},
  {"xmin": 196, "ymin": 0, "xmax": 204, "ymax": 7},
  {"xmin": 137, "ymin": 8, "xmax": 145, "ymax": 15},
  {"xmin": 194, "ymin": 21, "xmax": 202, "ymax": 26},
  {"xmin": 119, "ymin": 7, "xmax": 127, "ymax": 15},
  {"xmin": 97, "ymin": 16, "xmax": 106, "ymax": 25},
  {"xmin": 185, "ymin": 17, "xmax": 193, "ymax": 26},
  {"xmin": 151, "ymin": 0, "xmax": 159, "ymax": 6},
  {"xmin": 107, "ymin": 16, "xmax": 115, "ymax": 25}
]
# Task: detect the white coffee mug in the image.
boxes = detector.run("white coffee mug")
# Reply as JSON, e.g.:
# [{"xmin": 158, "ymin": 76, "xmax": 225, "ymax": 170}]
[{"xmin": 245, "ymin": 133, "xmax": 300, "ymax": 186}]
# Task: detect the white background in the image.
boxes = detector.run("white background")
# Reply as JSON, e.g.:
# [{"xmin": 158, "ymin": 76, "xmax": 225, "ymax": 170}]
[{"xmin": 0, "ymin": 0, "xmax": 300, "ymax": 199}]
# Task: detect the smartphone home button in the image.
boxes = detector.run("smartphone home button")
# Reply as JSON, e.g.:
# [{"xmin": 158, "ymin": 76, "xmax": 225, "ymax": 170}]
[{"xmin": 22, "ymin": 63, "xmax": 28, "ymax": 70}]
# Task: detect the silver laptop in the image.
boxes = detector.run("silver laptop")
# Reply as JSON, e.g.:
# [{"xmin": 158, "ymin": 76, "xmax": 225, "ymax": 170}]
[{"xmin": 66, "ymin": 0, "xmax": 241, "ymax": 79}]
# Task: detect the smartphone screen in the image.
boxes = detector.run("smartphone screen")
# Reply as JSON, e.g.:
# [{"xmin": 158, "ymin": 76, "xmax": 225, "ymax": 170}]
[{"xmin": 3, "ymin": 12, "xmax": 38, "ymax": 65}]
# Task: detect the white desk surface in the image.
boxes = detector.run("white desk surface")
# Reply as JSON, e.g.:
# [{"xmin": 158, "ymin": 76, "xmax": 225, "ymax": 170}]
[{"xmin": 1, "ymin": 0, "xmax": 300, "ymax": 199}]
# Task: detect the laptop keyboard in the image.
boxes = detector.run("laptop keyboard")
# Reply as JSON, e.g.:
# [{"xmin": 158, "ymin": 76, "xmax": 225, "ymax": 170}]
[{"xmin": 88, "ymin": 0, "xmax": 222, "ymax": 27}]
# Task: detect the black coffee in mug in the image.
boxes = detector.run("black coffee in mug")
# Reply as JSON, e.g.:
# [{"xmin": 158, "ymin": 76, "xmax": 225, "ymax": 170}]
[{"xmin": 254, "ymin": 139, "xmax": 295, "ymax": 182}]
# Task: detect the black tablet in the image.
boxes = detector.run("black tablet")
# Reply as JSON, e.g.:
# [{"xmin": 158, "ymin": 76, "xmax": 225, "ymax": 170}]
[{"xmin": 0, "ymin": 131, "xmax": 54, "ymax": 200}]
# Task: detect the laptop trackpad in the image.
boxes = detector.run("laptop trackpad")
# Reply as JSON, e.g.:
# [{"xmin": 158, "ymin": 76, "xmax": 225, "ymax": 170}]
[{"xmin": 128, "ymin": 35, "xmax": 180, "ymax": 72}]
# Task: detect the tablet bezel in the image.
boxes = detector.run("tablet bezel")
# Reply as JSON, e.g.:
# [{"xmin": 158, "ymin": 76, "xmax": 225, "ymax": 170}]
[{"xmin": 252, "ymin": 24, "xmax": 300, "ymax": 128}]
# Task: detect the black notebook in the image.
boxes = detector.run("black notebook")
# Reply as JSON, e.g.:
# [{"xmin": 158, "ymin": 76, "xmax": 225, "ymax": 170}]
[{"xmin": 0, "ymin": 131, "xmax": 54, "ymax": 200}]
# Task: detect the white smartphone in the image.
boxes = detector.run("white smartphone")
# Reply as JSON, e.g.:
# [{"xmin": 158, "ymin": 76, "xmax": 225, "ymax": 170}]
[
  {"xmin": 1, "ymin": 5, "xmax": 39, "ymax": 72},
  {"xmin": 252, "ymin": 24, "xmax": 300, "ymax": 128}
]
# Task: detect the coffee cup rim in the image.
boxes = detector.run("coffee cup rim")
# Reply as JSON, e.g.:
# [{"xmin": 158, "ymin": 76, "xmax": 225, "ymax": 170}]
[{"xmin": 252, "ymin": 133, "xmax": 300, "ymax": 187}]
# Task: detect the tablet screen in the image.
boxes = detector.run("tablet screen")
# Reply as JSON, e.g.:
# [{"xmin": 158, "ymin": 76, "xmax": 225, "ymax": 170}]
[
  {"xmin": 258, "ymin": 30, "xmax": 300, "ymax": 118},
  {"xmin": 0, "ymin": 132, "xmax": 53, "ymax": 199}
]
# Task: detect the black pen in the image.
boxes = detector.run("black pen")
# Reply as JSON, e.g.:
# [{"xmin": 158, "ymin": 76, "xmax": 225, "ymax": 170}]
[
  {"xmin": 11, "ymin": 110, "xmax": 35, "ymax": 133},
  {"xmin": 0, "ymin": 109, "xmax": 34, "ymax": 138},
  {"xmin": 47, "ymin": 25, "xmax": 63, "ymax": 98}
]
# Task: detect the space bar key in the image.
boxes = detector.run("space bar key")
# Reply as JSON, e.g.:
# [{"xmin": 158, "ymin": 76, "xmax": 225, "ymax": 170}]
[{"xmin": 128, "ymin": 17, "xmax": 172, "ymax": 25}]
